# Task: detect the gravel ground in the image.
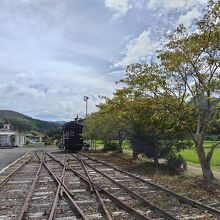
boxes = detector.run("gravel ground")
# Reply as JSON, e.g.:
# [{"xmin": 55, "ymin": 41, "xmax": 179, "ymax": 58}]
[
  {"xmin": 0, "ymin": 145, "xmax": 56, "ymax": 171},
  {"xmin": 86, "ymin": 152, "xmax": 220, "ymax": 205}
]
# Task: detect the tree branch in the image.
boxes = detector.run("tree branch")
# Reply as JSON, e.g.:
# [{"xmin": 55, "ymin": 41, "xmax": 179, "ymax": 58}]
[{"xmin": 206, "ymin": 140, "xmax": 220, "ymax": 164}]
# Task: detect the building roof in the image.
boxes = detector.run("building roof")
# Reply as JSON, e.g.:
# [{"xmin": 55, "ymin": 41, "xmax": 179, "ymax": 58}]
[
  {"xmin": 0, "ymin": 129, "xmax": 27, "ymax": 136},
  {"xmin": 0, "ymin": 130, "xmax": 17, "ymax": 135},
  {"xmin": 0, "ymin": 128, "xmax": 17, "ymax": 132}
]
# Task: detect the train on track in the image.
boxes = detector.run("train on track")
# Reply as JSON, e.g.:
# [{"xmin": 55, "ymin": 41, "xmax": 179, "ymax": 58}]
[{"xmin": 62, "ymin": 118, "xmax": 84, "ymax": 152}]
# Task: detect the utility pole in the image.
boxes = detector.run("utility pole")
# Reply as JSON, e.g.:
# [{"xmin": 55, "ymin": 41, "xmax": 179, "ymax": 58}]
[{"xmin": 83, "ymin": 96, "xmax": 89, "ymax": 117}]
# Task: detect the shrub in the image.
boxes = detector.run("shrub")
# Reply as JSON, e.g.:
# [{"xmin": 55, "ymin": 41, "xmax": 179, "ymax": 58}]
[
  {"xmin": 103, "ymin": 142, "xmax": 119, "ymax": 151},
  {"xmin": 45, "ymin": 138, "xmax": 53, "ymax": 146},
  {"xmin": 166, "ymin": 154, "xmax": 186, "ymax": 173}
]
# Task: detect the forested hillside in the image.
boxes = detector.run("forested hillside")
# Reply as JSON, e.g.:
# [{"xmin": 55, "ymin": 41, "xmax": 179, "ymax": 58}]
[{"xmin": 0, "ymin": 110, "xmax": 60, "ymax": 132}]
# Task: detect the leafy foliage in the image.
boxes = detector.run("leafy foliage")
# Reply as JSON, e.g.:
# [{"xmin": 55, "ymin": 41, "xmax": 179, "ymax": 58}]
[
  {"xmin": 83, "ymin": 101, "xmax": 128, "ymax": 152},
  {"xmin": 84, "ymin": 1, "xmax": 220, "ymax": 180},
  {"xmin": 103, "ymin": 142, "xmax": 119, "ymax": 151},
  {"xmin": 166, "ymin": 154, "xmax": 186, "ymax": 172},
  {"xmin": 120, "ymin": 0, "xmax": 220, "ymax": 181}
]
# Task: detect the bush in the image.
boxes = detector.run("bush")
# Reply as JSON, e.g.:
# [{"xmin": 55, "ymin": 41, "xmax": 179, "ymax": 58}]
[
  {"xmin": 166, "ymin": 154, "xmax": 186, "ymax": 172},
  {"xmin": 103, "ymin": 142, "xmax": 119, "ymax": 151},
  {"xmin": 45, "ymin": 138, "xmax": 53, "ymax": 146},
  {"xmin": 83, "ymin": 142, "xmax": 90, "ymax": 150}
]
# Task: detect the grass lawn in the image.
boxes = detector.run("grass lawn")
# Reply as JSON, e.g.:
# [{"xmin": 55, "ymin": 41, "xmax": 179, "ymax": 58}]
[
  {"xmin": 93, "ymin": 139, "xmax": 220, "ymax": 170},
  {"xmin": 92, "ymin": 140, "xmax": 132, "ymax": 150},
  {"xmin": 121, "ymin": 140, "xmax": 220, "ymax": 168},
  {"xmin": 180, "ymin": 141, "xmax": 220, "ymax": 167},
  {"xmin": 122, "ymin": 140, "xmax": 131, "ymax": 149}
]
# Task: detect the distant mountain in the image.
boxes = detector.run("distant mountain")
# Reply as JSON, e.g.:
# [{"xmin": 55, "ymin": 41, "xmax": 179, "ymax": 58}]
[
  {"xmin": 55, "ymin": 121, "xmax": 67, "ymax": 125},
  {"xmin": 0, "ymin": 110, "xmax": 61, "ymax": 133}
]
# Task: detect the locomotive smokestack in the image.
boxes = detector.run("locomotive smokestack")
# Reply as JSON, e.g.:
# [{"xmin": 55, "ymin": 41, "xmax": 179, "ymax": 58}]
[{"xmin": 75, "ymin": 114, "xmax": 79, "ymax": 123}]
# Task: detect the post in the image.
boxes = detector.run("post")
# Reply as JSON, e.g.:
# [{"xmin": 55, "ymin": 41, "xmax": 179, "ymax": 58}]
[{"xmin": 83, "ymin": 96, "xmax": 89, "ymax": 117}]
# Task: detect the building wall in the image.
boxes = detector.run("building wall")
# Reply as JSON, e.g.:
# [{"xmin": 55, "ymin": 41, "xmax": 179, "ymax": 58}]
[
  {"xmin": 19, "ymin": 135, "xmax": 26, "ymax": 146},
  {"xmin": 0, "ymin": 123, "xmax": 26, "ymax": 147},
  {"xmin": 0, "ymin": 135, "xmax": 11, "ymax": 146},
  {"xmin": 15, "ymin": 134, "xmax": 26, "ymax": 146},
  {"xmin": 0, "ymin": 134, "xmax": 26, "ymax": 147}
]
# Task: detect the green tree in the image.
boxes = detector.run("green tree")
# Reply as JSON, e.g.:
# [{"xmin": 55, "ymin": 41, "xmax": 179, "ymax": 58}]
[
  {"xmin": 124, "ymin": 1, "xmax": 220, "ymax": 181},
  {"xmin": 115, "ymin": 77, "xmax": 188, "ymax": 164},
  {"xmin": 83, "ymin": 103, "xmax": 128, "ymax": 152},
  {"xmin": 159, "ymin": 1, "xmax": 220, "ymax": 182},
  {"xmin": 98, "ymin": 99, "xmax": 129, "ymax": 151}
]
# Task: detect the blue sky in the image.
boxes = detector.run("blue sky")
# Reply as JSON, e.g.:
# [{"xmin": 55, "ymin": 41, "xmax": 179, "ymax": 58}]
[{"xmin": 0, "ymin": 0, "xmax": 209, "ymax": 121}]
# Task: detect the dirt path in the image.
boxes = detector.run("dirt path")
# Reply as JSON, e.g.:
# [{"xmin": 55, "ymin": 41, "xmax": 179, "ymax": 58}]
[{"xmin": 187, "ymin": 164, "xmax": 220, "ymax": 180}]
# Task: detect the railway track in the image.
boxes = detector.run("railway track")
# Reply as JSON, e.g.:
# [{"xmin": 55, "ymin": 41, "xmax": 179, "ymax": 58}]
[
  {"xmin": 76, "ymin": 153, "xmax": 220, "ymax": 219},
  {"xmin": 0, "ymin": 150, "xmax": 219, "ymax": 219}
]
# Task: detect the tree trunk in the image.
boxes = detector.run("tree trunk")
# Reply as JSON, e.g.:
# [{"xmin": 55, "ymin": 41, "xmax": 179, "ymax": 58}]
[
  {"xmin": 118, "ymin": 139, "xmax": 123, "ymax": 153},
  {"xmin": 133, "ymin": 150, "xmax": 138, "ymax": 160},
  {"xmin": 201, "ymin": 164, "xmax": 214, "ymax": 183},
  {"xmin": 183, "ymin": 161, "xmax": 187, "ymax": 171},
  {"xmin": 152, "ymin": 143, "xmax": 159, "ymax": 164},
  {"xmin": 195, "ymin": 141, "xmax": 214, "ymax": 182},
  {"xmin": 153, "ymin": 157, "xmax": 159, "ymax": 164}
]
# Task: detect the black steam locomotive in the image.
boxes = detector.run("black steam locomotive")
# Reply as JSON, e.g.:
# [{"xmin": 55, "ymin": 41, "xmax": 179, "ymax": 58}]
[{"xmin": 62, "ymin": 118, "xmax": 83, "ymax": 152}]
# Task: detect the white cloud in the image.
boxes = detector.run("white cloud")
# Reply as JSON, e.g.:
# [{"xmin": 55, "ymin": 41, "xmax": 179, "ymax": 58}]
[
  {"xmin": 147, "ymin": 0, "xmax": 185, "ymax": 10},
  {"xmin": 0, "ymin": 71, "xmax": 115, "ymax": 120},
  {"xmin": 185, "ymin": 0, "xmax": 209, "ymax": 8},
  {"xmin": 132, "ymin": 0, "xmax": 146, "ymax": 9},
  {"xmin": 147, "ymin": 0, "xmax": 208, "ymax": 10},
  {"xmin": 177, "ymin": 7, "xmax": 201, "ymax": 27},
  {"xmin": 116, "ymin": 30, "xmax": 158, "ymax": 66},
  {"xmin": 105, "ymin": 0, "xmax": 132, "ymax": 18},
  {"xmin": 0, "ymin": 0, "xmax": 123, "ymax": 120},
  {"xmin": 0, "ymin": 0, "xmax": 210, "ymax": 121}
]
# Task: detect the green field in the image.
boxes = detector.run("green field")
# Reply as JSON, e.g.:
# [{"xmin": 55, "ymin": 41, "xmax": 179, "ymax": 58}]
[
  {"xmin": 93, "ymin": 139, "xmax": 220, "ymax": 168},
  {"xmin": 180, "ymin": 141, "xmax": 220, "ymax": 167},
  {"xmin": 120, "ymin": 140, "xmax": 220, "ymax": 167},
  {"xmin": 91, "ymin": 140, "xmax": 131, "ymax": 150}
]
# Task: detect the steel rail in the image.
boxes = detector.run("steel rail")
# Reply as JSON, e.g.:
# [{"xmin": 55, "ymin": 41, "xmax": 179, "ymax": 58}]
[
  {"xmin": 37, "ymin": 150, "xmax": 46, "ymax": 161},
  {"xmin": 78, "ymin": 155, "xmax": 176, "ymax": 220},
  {"xmin": 17, "ymin": 161, "xmax": 43, "ymax": 220},
  {"xmin": 111, "ymin": 153, "xmax": 133, "ymax": 164},
  {"xmin": 48, "ymin": 155, "xmax": 67, "ymax": 220},
  {"xmin": 73, "ymin": 154, "xmax": 113, "ymax": 220},
  {"xmin": 74, "ymin": 154, "xmax": 93, "ymax": 192},
  {"xmin": 0, "ymin": 152, "xmax": 35, "ymax": 187},
  {"xmin": 41, "ymin": 158, "xmax": 89, "ymax": 220},
  {"xmin": 79, "ymin": 153, "xmax": 220, "ymax": 217},
  {"xmin": 45, "ymin": 152, "xmax": 151, "ymax": 220},
  {"xmin": 35, "ymin": 151, "xmax": 89, "ymax": 220}
]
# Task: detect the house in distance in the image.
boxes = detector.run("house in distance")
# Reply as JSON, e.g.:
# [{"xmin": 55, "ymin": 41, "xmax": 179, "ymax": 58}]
[{"xmin": 0, "ymin": 122, "xmax": 26, "ymax": 147}]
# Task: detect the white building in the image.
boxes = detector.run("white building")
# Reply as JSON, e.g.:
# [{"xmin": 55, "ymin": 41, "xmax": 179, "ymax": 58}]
[
  {"xmin": 0, "ymin": 123, "xmax": 26, "ymax": 147},
  {"xmin": 25, "ymin": 134, "xmax": 45, "ymax": 143}
]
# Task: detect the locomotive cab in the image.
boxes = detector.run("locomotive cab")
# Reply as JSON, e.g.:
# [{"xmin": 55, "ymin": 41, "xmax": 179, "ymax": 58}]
[{"xmin": 62, "ymin": 120, "xmax": 83, "ymax": 152}]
